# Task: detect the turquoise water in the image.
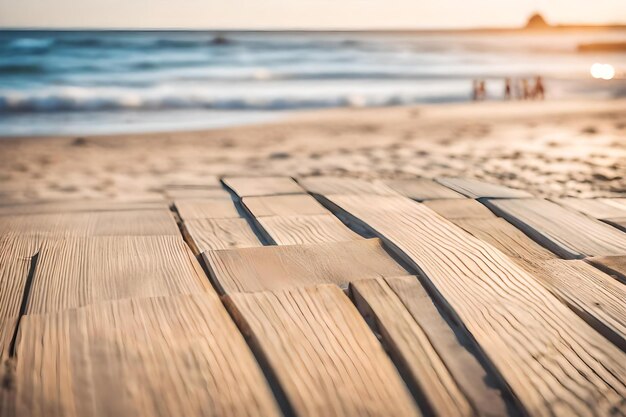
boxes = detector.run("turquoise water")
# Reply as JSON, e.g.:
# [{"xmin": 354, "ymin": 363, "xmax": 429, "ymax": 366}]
[{"xmin": 1, "ymin": 30, "xmax": 625, "ymax": 136}]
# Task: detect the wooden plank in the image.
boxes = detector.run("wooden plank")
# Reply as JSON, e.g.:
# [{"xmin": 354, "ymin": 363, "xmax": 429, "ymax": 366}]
[
  {"xmin": 223, "ymin": 176, "xmax": 305, "ymax": 197},
  {"xmin": 0, "ymin": 236, "xmax": 39, "ymax": 359},
  {"xmin": 320, "ymin": 193, "xmax": 626, "ymax": 417},
  {"xmin": 423, "ymin": 199, "xmax": 496, "ymax": 220},
  {"xmin": 553, "ymin": 198, "xmax": 626, "ymax": 219},
  {"xmin": 12, "ymin": 294, "xmax": 281, "ymax": 417},
  {"xmin": 26, "ymin": 236, "xmax": 211, "ymax": 314},
  {"xmin": 602, "ymin": 217, "xmax": 626, "ymax": 232},
  {"xmin": 224, "ymin": 285, "xmax": 421, "ymax": 417},
  {"xmin": 174, "ymin": 198, "xmax": 240, "ymax": 220},
  {"xmin": 351, "ymin": 278, "xmax": 480, "ymax": 417},
  {"xmin": 486, "ymin": 198, "xmax": 626, "ymax": 259},
  {"xmin": 257, "ymin": 214, "xmax": 361, "ymax": 245},
  {"xmin": 383, "ymin": 276, "xmax": 516, "ymax": 417},
  {"xmin": 0, "ymin": 209, "xmax": 180, "ymax": 238},
  {"xmin": 0, "ymin": 200, "xmax": 168, "ymax": 216},
  {"xmin": 165, "ymin": 188, "xmax": 232, "ymax": 200},
  {"xmin": 385, "ymin": 178, "xmax": 466, "ymax": 201},
  {"xmin": 298, "ymin": 176, "xmax": 398, "ymax": 196},
  {"xmin": 243, "ymin": 194, "xmax": 329, "ymax": 217},
  {"xmin": 182, "ymin": 218, "xmax": 262, "ymax": 255},
  {"xmin": 598, "ymin": 198, "xmax": 626, "ymax": 211},
  {"xmin": 203, "ymin": 238, "xmax": 409, "ymax": 294},
  {"xmin": 588, "ymin": 256, "xmax": 626, "ymax": 283},
  {"xmin": 436, "ymin": 177, "xmax": 532, "ymax": 199}
]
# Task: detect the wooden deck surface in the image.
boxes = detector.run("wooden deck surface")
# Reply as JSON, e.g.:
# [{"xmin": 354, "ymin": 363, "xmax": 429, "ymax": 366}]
[{"xmin": 1, "ymin": 176, "xmax": 625, "ymax": 417}]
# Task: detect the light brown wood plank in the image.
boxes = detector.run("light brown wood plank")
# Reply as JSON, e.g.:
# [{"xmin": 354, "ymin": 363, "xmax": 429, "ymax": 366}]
[
  {"xmin": 320, "ymin": 193, "xmax": 626, "ymax": 417},
  {"xmin": 0, "ymin": 200, "xmax": 168, "ymax": 216},
  {"xmin": 26, "ymin": 236, "xmax": 211, "ymax": 314},
  {"xmin": 174, "ymin": 198, "xmax": 240, "ymax": 220},
  {"xmin": 12, "ymin": 294, "xmax": 281, "ymax": 417},
  {"xmin": 183, "ymin": 218, "xmax": 262, "ymax": 255},
  {"xmin": 0, "ymin": 236, "xmax": 39, "ymax": 359},
  {"xmin": 224, "ymin": 285, "xmax": 421, "ymax": 417},
  {"xmin": 0, "ymin": 209, "xmax": 180, "ymax": 238},
  {"xmin": 258, "ymin": 214, "xmax": 361, "ymax": 245},
  {"xmin": 203, "ymin": 238, "xmax": 409, "ymax": 294},
  {"xmin": 243, "ymin": 194, "xmax": 329, "ymax": 217},
  {"xmin": 351, "ymin": 278, "xmax": 474, "ymax": 417},
  {"xmin": 384, "ymin": 276, "xmax": 516, "ymax": 417},
  {"xmin": 165, "ymin": 188, "xmax": 232, "ymax": 200},
  {"xmin": 223, "ymin": 176, "xmax": 305, "ymax": 197},
  {"xmin": 298, "ymin": 176, "xmax": 398, "ymax": 196},
  {"xmin": 588, "ymin": 256, "xmax": 626, "ymax": 283},
  {"xmin": 385, "ymin": 178, "xmax": 466, "ymax": 201},
  {"xmin": 602, "ymin": 217, "xmax": 626, "ymax": 232},
  {"xmin": 435, "ymin": 177, "xmax": 532, "ymax": 199},
  {"xmin": 486, "ymin": 198, "xmax": 626, "ymax": 259},
  {"xmin": 164, "ymin": 176, "xmax": 222, "ymax": 189},
  {"xmin": 423, "ymin": 199, "xmax": 496, "ymax": 220},
  {"xmin": 598, "ymin": 198, "xmax": 626, "ymax": 211},
  {"xmin": 554, "ymin": 198, "xmax": 626, "ymax": 219}
]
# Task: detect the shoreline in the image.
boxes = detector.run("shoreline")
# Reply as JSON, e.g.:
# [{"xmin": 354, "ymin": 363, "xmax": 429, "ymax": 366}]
[{"xmin": 0, "ymin": 99, "xmax": 624, "ymax": 202}]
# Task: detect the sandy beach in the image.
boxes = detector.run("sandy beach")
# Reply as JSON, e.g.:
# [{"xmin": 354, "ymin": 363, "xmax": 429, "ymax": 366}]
[{"xmin": 1, "ymin": 99, "xmax": 624, "ymax": 204}]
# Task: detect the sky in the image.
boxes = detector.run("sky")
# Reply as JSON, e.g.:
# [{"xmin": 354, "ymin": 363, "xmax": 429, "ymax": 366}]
[{"xmin": 1, "ymin": 0, "xmax": 625, "ymax": 29}]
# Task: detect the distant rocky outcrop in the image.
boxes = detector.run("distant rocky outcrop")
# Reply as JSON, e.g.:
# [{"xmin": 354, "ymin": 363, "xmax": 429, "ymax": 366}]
[{"xmin": 525, "ymin": 13, "xmax": 551, "ymax": 29}]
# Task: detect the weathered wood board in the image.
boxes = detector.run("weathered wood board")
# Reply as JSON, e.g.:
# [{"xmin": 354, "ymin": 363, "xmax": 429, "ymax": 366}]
[
  {"xmin": 423, "ymin": 199, "xmax": 496, "ymax": 220},
  {"xmin": 174, "ymin": 199, "xmax": 240, "ymax": 220},
  {"xmin": 183, "ymin": 218, "xmax": 262, "ymax": 255},
  {"xmin": 257, "ymin": 214, "xmax": 361, "ymax": 245},
  {"xmin": 165, "ymin": 188, "xmax": 233, "ymax": 200},
  {"xmin": 243, "ymin": 194, "xmax": 329, "ymax": 217},
  {"xmin": 588, "ymin": 256, "xmax": 626, "ymax": 283},
  {"xmin": 26, "ymin": 236, "xmax": 211, "ymax": 314},
  {"xmin": 0, "ymin": 200, "xmax": 168, "ymax": 216},
  {"xmin": 320, "ymin": 193, "xmax": 626, "ymax": 417},
  {"xmin": 436, "ymin": 177, "xmax": 533, "ymax": 199},
  {"xmin": 486, "ymin": 198, "xmax": 626, "ymax": 259},
  {"xmin": 554, "ymin": 198, "xmax": 626, "ymax": 219},
  {"xmin": 298, "ymin": 176, "xmax": 398, "ymax": 196},
  {"xmin": 602, "ymin": 217, "xmax": 626, "ymax": 232},
  {"xmin": 203, "ymin": 238, "xmax": 409, "ymax": 294},
  {"xmin": 224, "ymin": 285, "xmax": 421, "ymax": 417},
  {"xmin": 11, "ymin": 294, "xmax": 281, "ymax": 417},
  {"xmin": 385, "ymin": 178, "xmax": 466, "ymax": 201},
  {"xmin": 600, "ymin": 198, "xmax": 626, "ymax": 210},
  {"xmin": 223, "ymin": 176, "xmax": 305, "ymax": 197},
  {"xmin": 352, "ymin": 277, "xmax": 503, "ymax": 417},
  {"xmin": 0, "ymin": 210, "xmax": 180, "ymax": 238}
]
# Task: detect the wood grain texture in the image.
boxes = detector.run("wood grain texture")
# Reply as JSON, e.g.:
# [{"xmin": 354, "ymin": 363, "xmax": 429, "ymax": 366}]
[
  {"xmin": 435, "ymin": 177, "xmax": 533, "ymax": 199},
  {"xmin": 602, "ymin": 217, "xmax": 626, "ymax": 232},
  {"xmin": 257, "ymin": 214, "xmax": 361, "ymax": 245},
  {"xmin": 600, "ymin": 198, "xmax": 626, "ymax": 210},
  {"xmin": 450, "ymin": 217, "xmax": 626, "ymax": 350},
  {"xmin": 223, "ymin": 176, "xmax": 305, "ymax": 197},
  {"xmin": 165, "ymin": 188, "xmax": 233, "ymax": 200},
  {"xmin": 182, "ymin": 218, "xmax": 262, "ymax": 255},
  {"xmin": 384, "ymin": 276, "xmax": 516, "ymax": 417},
  {"xmin": 351, "ymin": 278, "xmax": 474, "ymax": 417},
  {"xmin": 174, "ymin": 199, "xmax": 240, "ymax": 220},
  {"xmin": 554, "ymin": 198, "xmax": 626, "ymax": 219},
  {"xmin": 0, "ymin": 209, "xmax": 180, "ymax": 238},
  {"xmin": 224, "ymin": 285, "xmax": 421, "ymax": 417},
  {"xmin": 203, "ymin": 238, "xmax": 409, "ymax": 294},
  {"xmin": 321, "ymin": 193, "xmax": 626, "ymax": 417},
  {"xmin": 486, "ymin": 198, "xmax": 626, "ymax": 259},
  {"xmin": 0, "ymin": 200, "xmax": 168, "ymax": 216},
  {"xmin": 298, "ymin": 176, "xmax": 398, "ymax": 196},
  {"xmin": 0, "ymin": 236, "xmax": 39, "ymax": 359},
  {"xmin": 423, "ymin": 199, "xmax": 496, "ymax": 220},
  {"xmin": 26, "ymin": 236, "xmax": 211, "ymax": 314},
  {"xmin": 588, "ymin": 256, "xmax": 626, "ymax": 283},
  {"xmin": 243, "ymin": 194, "xmax": 329, "ymax": 217},
  {"xmin": 12, "ymin": 294, "xmax": 281, "ymax": 417},
  {"xmin": 385, "ymin": 178, "xmax": 466, "ymax": 201}
]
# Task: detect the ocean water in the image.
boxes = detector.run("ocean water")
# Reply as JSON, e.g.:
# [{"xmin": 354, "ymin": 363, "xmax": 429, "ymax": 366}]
[{"xmin": 1, "ymin": 30, "xmax": 625, "ymax": 136}]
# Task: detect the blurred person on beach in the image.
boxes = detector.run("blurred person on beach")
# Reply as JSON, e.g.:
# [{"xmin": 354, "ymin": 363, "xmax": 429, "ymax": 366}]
[
  {"xmin": 472, "ymin": 80, "xmax": 479, "ymax": 101},
  {"xmin": 479, "ymin": 80, "xmax": 487, "ymax": 100},
  {"xmin": 534, "ymin": 76, "xmax": 545, "ymax": 100},
  {"xmin": 503, "ymin": 78, "xmax": 511, "ymax": 100}
]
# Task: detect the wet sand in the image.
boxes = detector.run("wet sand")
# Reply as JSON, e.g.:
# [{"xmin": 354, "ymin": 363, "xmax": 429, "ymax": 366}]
[{"xmin": 0, "ymin": 99, "xmax": 624, "ymax": 204}]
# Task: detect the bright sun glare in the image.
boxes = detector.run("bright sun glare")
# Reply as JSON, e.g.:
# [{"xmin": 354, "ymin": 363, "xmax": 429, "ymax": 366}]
[{"xmin": 590, "ymin": 63, "xmax": 615, "ymax": 80}]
